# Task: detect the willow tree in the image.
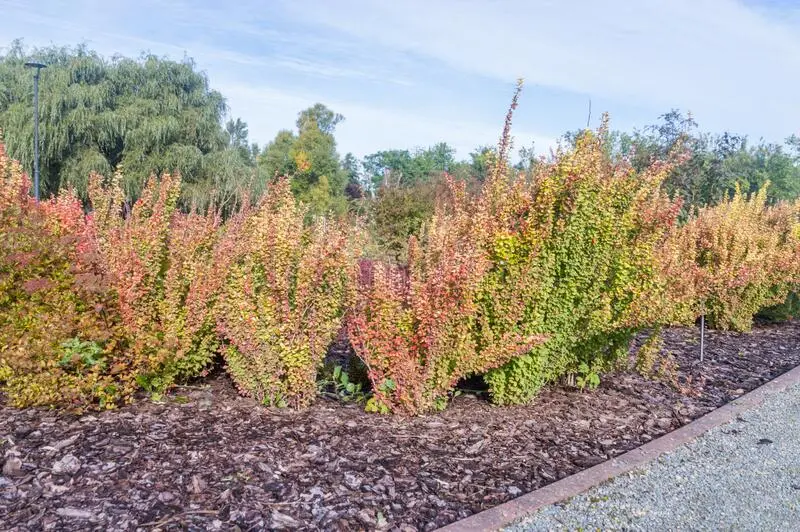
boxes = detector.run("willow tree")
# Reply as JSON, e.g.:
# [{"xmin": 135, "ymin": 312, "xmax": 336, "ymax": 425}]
[{"xmin": 0, "ymin": 40, "xmax": 253, "ymax": 205}]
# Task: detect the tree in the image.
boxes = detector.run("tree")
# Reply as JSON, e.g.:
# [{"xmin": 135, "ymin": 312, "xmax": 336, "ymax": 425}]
[
  {"xmin": 0, "ymin": 41, "xmax": 251, "ymax": 203},
  {"xmin": 419, "ymin": 142, "xmax": 456, "ymax": 173},
  {"xmin": 296, "ymin": 103, "xmax": 344, "ymax": 135},
  {"xmin": 461, "ymin": 145, "xmax": 494, "ymax": 182},
  {"xmin": 257, "ymin": 104, "xmax": 348, "ymax": 217},
  {"xmin": 258, "ymin": 130, "xmax": 297, "ymax": 178},
  {"xmin": 226, "ymin": 117, "xmax": 258, "ymax": 165},
  {"xmin": 788, "ymin": 135, "xmax": 800, "ymax": 159},
  {"xmin": 720, "ymin": 141, "xmax": 800, "ymax": 203},
  {"xmin": 362, "ymin": 143, "xmax": 458, "ymax": 189},
  {"xmin": 362, "ymin": 149, "xmax": 414, "ymax": 188},
  {"xmin": 226, "ymin": 118, "xmax": 248, "ymax": 149},
  {"xmin": 342, "ymin": 152, "xmax": 365, "ymax": 200},
  {"xmin": 565, "ymin": 110, "xmax": 800, "ymax": 211}
]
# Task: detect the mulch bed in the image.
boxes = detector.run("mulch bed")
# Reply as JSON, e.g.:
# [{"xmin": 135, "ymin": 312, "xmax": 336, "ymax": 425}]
[{"xmin": 1, "ymin": 321, "xmax": 799, "ymax": 531}]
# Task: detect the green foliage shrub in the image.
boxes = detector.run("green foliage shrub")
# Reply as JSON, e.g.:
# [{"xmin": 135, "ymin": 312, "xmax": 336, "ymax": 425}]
[
  {"xmin": 758, "ymin": 292, "xmax": 800, "ymax": 322},
  {"xmin": 369, "ymin": 179, "xmax": 442, "ymax": 262},
  {"xmin": 480, "ymin": 117, "xmax": 682, "ymax": 405}
]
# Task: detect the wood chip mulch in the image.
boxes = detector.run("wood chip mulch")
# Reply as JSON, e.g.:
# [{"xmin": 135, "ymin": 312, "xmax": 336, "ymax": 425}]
[{"xmin": 1, "ymin": 321, "xmax": 799, "ymax": 531}]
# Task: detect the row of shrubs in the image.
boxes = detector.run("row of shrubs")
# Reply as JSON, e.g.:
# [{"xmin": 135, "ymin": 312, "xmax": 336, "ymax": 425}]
[{"xmin": 2, "ymin": 113, "xmax": 799, "ymax": 414}]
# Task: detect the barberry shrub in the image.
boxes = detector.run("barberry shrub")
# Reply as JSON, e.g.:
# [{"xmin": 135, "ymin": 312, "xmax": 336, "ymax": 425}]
[
  {"xmin": 759, "ymin": 291, "xmax": 800, "ymax": 322},
  {"xmin": 481, "ymin": 116, "xmax": 682, "ymax": 405},
  {"xmin": 663, "ymin": 186, "xmax": 800, "ymax": 331},
  {"xmin": 213, "ymin": 177, "xmax": 357, "ymax": 408},
  {"xmin": 349, "ymin": 174, "xmax": 546, "ymax": 415},
  {"xmin": 87, "ymin": 172, "xmax": 222, "ymax": 393},
  {"xmin": 0, "ymin": 142, "xmax": 126, "ymax": 409}
]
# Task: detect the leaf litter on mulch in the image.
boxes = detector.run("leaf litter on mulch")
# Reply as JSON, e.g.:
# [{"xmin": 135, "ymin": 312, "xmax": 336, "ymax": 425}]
[{"xmin": 1, "ymin": 321, "xmax": 799, "ymax": 531}]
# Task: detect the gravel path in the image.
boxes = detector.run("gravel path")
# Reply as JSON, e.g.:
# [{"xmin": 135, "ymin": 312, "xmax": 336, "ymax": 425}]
[{"xmin": 507, "ymin": 382, "xmax": 800, "ymax": 531}]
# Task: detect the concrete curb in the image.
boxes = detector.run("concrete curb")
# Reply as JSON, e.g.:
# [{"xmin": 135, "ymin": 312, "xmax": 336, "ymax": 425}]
[{"xmin": 436, "ymin": 363, "xmax": 800, "ymax": 532}]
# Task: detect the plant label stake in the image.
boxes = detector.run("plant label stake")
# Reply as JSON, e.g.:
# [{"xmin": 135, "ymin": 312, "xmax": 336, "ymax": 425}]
[
  {"xmin": 700, "ymin": 313, "xmax": 705, "ymax": 362},
  {"xmin": 699, "ymin": 299, "xmax": 706, "ymax": 362}
]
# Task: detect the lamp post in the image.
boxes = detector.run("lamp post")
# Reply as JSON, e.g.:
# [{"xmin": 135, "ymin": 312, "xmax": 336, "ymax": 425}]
[{"xmin": 24, "ymin": 62, "xmax": 46, "ymax": 203}]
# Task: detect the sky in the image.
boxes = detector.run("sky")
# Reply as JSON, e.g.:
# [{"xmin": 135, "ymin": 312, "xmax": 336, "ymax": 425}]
[{"xmin": 2, "ymin": 0, "xmax": 799, "ymax": 160}]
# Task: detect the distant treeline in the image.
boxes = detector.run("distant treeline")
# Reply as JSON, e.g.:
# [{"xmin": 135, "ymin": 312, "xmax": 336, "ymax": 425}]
[{"xmin": 1, "ymin": 41, "xmax": 798, "ymax": 261}]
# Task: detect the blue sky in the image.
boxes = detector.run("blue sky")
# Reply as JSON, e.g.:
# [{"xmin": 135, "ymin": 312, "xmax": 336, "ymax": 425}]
[{"xmin": 2, "ymin": 0, "xmax": 799, "ymax": 159}]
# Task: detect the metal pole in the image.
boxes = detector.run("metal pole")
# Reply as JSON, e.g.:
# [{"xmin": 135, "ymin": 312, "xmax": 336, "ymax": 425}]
[
  {"xmin": 32, "ymin": 69, "xmax": 40, "ymax": 203},
  {"xmin": 25, "ymin": 62, "xmax": 46, "ymax": 203}
]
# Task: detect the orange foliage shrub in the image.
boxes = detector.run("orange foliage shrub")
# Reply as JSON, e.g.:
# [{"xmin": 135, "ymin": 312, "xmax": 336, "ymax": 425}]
[
  {"xmin": 87, "ymin": 172, "xmax": 222, "ymax": 393},
  {"xmin": 349, "ymin": 177, "xmax": 544, "ymax": 414},
  {"xmin": 662, "ymin": 186, "xmax": 800, "ymax": 331},
  {"xmin": 0, "ymin": 142, "xmax": 127, "ymax": 409}
]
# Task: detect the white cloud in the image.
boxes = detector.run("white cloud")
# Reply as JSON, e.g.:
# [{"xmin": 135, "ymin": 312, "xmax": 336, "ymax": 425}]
[
  {"xmin": 271, "ymin": 57, "xmax": 413, "ymax": 86},
  {"xmin": 284, "ymin": 0, "xmax": 800, "ymax": 138}
]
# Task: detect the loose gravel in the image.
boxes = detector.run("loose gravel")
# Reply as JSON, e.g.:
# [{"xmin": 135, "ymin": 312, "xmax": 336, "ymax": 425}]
[{"xmin": 507, "ymin": 381, "xmax": 800, "ymax": 531}]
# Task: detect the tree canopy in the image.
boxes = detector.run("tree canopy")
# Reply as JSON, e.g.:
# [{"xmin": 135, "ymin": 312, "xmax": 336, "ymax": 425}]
[
  {"xmin": 257, "ymin": 103, "xmax": 349, "ymax": 217},
  {"xmin": 565, "ymin": 110, "xmax": 800, "ymax": 213},
  {"xmin": 0, "ymin": 40, "xmax": 253, "ymax": 204},
  {"xmin": 362, "ymin": 143, "xmax": 459, "ymax": 189}
]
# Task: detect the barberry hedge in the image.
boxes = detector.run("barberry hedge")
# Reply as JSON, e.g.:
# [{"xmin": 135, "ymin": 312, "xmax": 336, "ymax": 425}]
[
  {"xmin": 1, "ymin": 102, "xmax": 798, "ymax": 413},
  {"xmin": 661, "ymin": 185, "xmax": 800, "ymax": 331}
]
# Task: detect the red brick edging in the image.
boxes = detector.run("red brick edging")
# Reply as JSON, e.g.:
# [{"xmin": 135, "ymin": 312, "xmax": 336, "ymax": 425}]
[{"xmin": 436, "ymin": 363, "xmax": 800, "ymax": 532}]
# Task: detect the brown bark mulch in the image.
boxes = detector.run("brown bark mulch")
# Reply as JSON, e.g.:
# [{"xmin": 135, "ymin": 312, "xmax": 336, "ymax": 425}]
[{"xmin": 1, "ymin": 321, "xmax": 799, "ymax": 531}]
